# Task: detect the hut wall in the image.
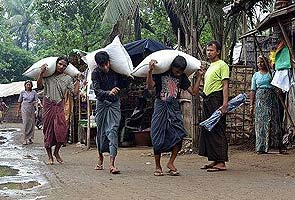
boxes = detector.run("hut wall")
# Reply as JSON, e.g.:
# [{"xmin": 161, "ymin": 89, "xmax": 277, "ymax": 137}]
[
  {"xmin": 120, "ymin": 78, "xmax": 153, "ymax": 130},
  {"xmin": 3, "ymin": 95, "xmax": 22, "ymax": 123},
  {"xmin": 180, "ymin": 90, "xmax": 193, "ymax": 137},
  {"xmin": 226, "ymin": 65, "xmax": 254, "ymax": 144},
  {"xmin": 240, "ymin": 36, "xmax": 274, "ymax": 67}
]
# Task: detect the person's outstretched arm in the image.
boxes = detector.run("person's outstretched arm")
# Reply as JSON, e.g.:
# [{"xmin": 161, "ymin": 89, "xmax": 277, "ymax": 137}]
[{"xmin": 187, "ymin": 66, "xmax": 205, "ymax": 96}]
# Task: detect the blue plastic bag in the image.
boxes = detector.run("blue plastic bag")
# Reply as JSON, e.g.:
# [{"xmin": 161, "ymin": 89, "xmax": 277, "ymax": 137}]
[{"xmin": 200, "ymin": 93, "xmax": 247, "ymax": 131}]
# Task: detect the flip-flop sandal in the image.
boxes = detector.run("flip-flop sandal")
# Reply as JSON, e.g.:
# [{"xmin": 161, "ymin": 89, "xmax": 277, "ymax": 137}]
[
  {"xmin": 154, "ymin": 170, "xmax": 164, "ymax": 176},
  {"xmin": 166, "ymin": 169, "xmax": 180, "ymax": 176},
  {"xmin": 45, "ymin": 160, "xmax": 54, "ymax": 165},
  {"xmin": 279, "ymin": 150, "xmax": 289, "ymax": 155},
  {"xmin": 94, "ymin": 164, "xmax": 103, "ymax": 170},
  {"xmin": 110, "ymin": 167, "xmax": 120, "ymax": 174},
  {"xmin": 200, "ymin": 164, "xmax": 214, "ymax": 170},
  {"xmin": 207, "ymin": 167, "xmax": 227, "ymax": 172}
]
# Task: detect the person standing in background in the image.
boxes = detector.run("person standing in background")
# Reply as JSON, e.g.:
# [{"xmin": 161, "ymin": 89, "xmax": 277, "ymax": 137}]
[
  {"xmin": 250, "ymin": 56, "xmax": 283, "ymax": 154},
  {"xmin": 196, "ymin": 41, "xmax": 230, "ymax": 172},
  {"xmin": 17, "ymin": 80, "xmax": 38, "ymax": 145},
  {"xmin": 0, "ymin": 98, "xmax": 8, "ymax": 124}
]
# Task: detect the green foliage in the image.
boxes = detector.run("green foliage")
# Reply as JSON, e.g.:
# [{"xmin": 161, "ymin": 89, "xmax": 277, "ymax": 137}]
[
  {"xmin": 140, "ymin": 0, "xmax": 176, "ymax": 45},
  {"xmin": 95, "ymin": 0, "xmax": 139, "ymax": 24},
  {"xmin": 35, "ymin": 0, "xmax": 111, "ymax": 56},
  {"xmin": 2, "ymin": 0, "xmax": 38, "ymax": 50},
  {"xmin": 0, "ymin": 1, "xmax": 35, "ymax": 83},
  {"xmin": 199, "ymin": 23, "xmax": 213, "ymax": 47},
  {"xmin": 0, "ymin": 40, "xmax": 35, "ymax": 83}
]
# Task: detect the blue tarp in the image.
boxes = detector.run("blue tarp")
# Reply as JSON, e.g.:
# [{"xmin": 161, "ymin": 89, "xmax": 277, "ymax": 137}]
[
  {"xmin": 124, "ymin": 38, "xmax": 170, "ymax": 56},
  {"xmin": 124, "ymin": 39, "xmax": 171, "ymax": 66}
]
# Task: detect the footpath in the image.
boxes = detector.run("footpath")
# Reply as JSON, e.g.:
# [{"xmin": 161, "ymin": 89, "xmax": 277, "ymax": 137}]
[{"xmin": 1, "ymin": 123, "xmax": 295, "ymax": 200}]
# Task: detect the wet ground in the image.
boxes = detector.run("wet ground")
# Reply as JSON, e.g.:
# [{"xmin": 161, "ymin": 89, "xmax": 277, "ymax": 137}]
[
  {"xmin": 1, "ymin": 123, "xmax": 295, "ymax": 200},
  {"xmin": 0, "ymin": 126, "xmax": 48, "ymax": 200}
]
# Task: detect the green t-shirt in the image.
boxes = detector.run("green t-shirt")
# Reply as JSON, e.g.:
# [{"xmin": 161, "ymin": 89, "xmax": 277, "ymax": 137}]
[{"xmin": 203, "ymin": 60, "xmax": 229, "ymax": 96}]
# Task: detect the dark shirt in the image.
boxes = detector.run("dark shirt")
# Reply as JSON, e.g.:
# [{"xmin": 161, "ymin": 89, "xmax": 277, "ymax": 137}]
[
  {"xmin": 153, "ymin": 71, "xmax": 191, "ymax": 100},
  {"xmin": 91, "ymin": 68, "xmax": 129, "ymax": 102}
]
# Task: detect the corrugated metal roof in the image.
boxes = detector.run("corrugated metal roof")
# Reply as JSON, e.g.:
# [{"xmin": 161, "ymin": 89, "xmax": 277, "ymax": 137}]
[{"xmin": 0, "ymin": 81, "xmax": 37, "ymax": 98}]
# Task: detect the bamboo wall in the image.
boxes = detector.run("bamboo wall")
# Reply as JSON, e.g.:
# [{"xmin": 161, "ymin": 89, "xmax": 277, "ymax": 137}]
[{"xmin": 227, "ymin": 65, "xmax": 254, "ymax": 144}]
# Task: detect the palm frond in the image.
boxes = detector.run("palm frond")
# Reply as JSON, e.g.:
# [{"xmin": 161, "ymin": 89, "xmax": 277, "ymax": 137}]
[{"xmin": 93, "ymin": 0, "xmax": 139, "ymax": 24}]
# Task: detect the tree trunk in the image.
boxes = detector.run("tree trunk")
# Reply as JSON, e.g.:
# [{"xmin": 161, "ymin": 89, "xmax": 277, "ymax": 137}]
[
  {"xmin": 26, "ymin": 31, "xmax": 29, "ymax": 51},
  {"xmin": 134, "ymin": 5, "xmax": 141, "ymax": 40},
  {"xmin": 104, "ymin": 21, "xmax": 125, "ymax": 46},
  {"xmin": 164, "ymin": 1, "xmax": 186, "ymax": 47}
]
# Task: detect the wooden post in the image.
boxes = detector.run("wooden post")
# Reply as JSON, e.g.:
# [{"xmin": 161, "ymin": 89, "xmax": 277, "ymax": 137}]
[
  {"xmin": 78, "ymin": 94, "xmax": 81, "ymax": 143},
  {"xmin": 177, "ymin": 28, "xmax": 181, "ymax": 50},
  {"xmin": 191, "ymin": 0, "xmax": 199, "ymax": 150},
  {"xmin": 242, "ymin": 11, "xmax": 247, "ymax": 65},
  {"xmin": 185, "ymin": 33, "xmax": 189, "ymax": 49},
  {"xmin": 277, "ymin": 20, "xmax": 295, "ymax": 132},
  {"xmin": 86, "ymin": 96, "xmax": 91, "ymax": 150},
  {"xmin": 277, "ymin": 20, "xmax": 294, "ymax": 65},
  {"xmin": 278, "ymin": 20, "xmax": 295, "ymax": 80}
]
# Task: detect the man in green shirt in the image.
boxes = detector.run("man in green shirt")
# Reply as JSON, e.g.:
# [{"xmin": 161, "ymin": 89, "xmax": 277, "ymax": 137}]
[{"xmin": 195, "ymin": 41, "xmax": 229, "ymax": 172}]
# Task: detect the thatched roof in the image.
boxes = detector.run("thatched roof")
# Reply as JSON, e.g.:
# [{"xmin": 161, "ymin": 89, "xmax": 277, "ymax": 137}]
[{"xmin": 0, "ymin": 81, "xmax": 37, "ymax": 98}]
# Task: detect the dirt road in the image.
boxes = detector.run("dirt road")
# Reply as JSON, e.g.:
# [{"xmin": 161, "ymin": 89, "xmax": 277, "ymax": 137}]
[{"xmin": 1, "ymin": 123, "xmax": 295, "ymax": 200}]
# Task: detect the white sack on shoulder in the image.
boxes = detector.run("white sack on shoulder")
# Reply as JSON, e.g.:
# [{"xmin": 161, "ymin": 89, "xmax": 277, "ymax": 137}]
[
  {"xmin": 82, "ymin": 36, "xmax": 133, "ymax": 76},
  {"xmin": 131, "ymin": 49, "xmax": 201, "ymax": 77},
  {"xmin": 64, "ymin": 63, "xmax": 81, "ymax": 77},
  {"xmin": 23, "ymin": 57, "xmax": 56, "ymax": 78},
  {"xmin": 23, "ymin": 57, "xmax": 80, "ymax": 78}
]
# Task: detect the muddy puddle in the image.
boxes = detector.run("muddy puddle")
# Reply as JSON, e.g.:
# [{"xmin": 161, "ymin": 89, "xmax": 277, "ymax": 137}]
[
  {"xmin": 0, "ymin": 128, "xmax": 48, "ymax": 199},
  {"xmin": 0, "ymin": 166, "xmax": 19, "ymax": 177},
  {"xmin": 0, "ymin": 181, "xmax": 41, "ymax": 190},
  {"xmin": 0, "ymin": 133, "xmax": 8, "ymax": 145}
]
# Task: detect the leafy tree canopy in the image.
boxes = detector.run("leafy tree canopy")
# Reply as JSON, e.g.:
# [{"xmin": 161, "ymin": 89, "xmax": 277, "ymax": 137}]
[
  {"xmin": 0, "ymin": 38, "xmax": 35, "ymax": 83},
  {"xmin": 0, "ymin": 1, "xmax": 35, "ymax": 83},
  {"xmin": 35, "ymin": 0, "xmax": 111, "ymax": 56}
]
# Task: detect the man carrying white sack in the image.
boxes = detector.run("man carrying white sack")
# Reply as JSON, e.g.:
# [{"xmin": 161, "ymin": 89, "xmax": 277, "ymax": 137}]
[
  {"xmin": 37, "ymin": 56, "xmax": 80, "ymax": 165},
  {"xmin": 147, "ymin": 55, "xmax": 202, "ymax": 176},
  {"xmin": 91, "ymin": 51, "xmax": 130, "ymax": 174}
]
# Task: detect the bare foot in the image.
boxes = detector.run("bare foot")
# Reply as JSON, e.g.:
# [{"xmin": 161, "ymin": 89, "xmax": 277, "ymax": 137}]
[
  {"xmin": 94, "ymin": 162, "xmax": 104, "ymax": 170},
  {"xmin": 109, "ymin": 166, "xmax": 120, "ymax": 174},
  {"xmin": 46, "ymin": 158, "xmax": 54, "ymax": 165},
  {"xmin": 154, "ymin": 168, "xmax": 164, "ymax": 176},
  {"xmin": 200, "ymin": 161, "xmax": 217, "ymax": 170},
  {"xmin": 166, "ymin": 163, "xmax": 177, "ymax": 172},
  {"xmin": 213, "ymin": 162, "xmax": 226, "ymax": 170},
  {"xmin": 54, "ymin": 153, "xmax": 64, "ymax": 164}
]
